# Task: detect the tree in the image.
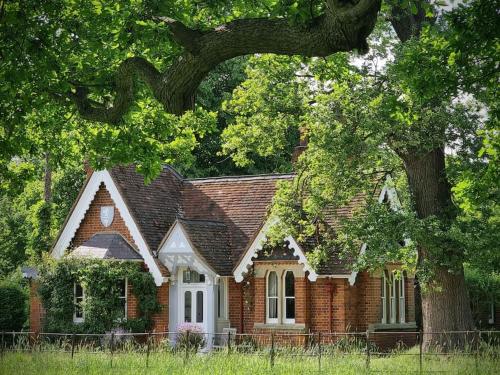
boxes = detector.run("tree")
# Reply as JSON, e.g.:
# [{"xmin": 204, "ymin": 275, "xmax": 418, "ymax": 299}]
[{"xmin": 221, "ymin": 0, "xmax": 498, "ymax": 347}]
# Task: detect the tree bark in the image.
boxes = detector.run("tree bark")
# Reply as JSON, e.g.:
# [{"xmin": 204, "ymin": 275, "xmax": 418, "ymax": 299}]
[
  {"xmin": 403, "ymin": 148, "xmax": 474, "ymax": 349},
  {"xmin": 70, "ymin": 0, "xmax": 381, "ymax": 121}
]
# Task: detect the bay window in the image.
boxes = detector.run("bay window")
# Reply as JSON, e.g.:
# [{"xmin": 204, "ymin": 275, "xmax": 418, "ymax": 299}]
[
  {"xmin": 266, "ymin": 270, "xmax": 296, "ymax": 324},
  {"xmin": 381, "ymin": 270, "xmax": 405, "ymax": 324}
]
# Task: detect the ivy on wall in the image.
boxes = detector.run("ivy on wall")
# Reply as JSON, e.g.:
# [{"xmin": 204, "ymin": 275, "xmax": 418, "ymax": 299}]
[{"xmin": 37, "ymin": 256, "xmax": 161, "ymax": 333}]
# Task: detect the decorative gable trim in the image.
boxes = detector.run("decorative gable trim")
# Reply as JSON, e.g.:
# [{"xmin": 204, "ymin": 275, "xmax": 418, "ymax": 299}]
[
  {"xmin": 233, "ymin": 220, "xmax": 318, "ymax": 283},
  {"xmin": 51, "ymin": 170, "xmax": 164, "ymax": 286},
  {"xmin": 157, "ymin": 220, "xmax": 217, "ymax": 278}
]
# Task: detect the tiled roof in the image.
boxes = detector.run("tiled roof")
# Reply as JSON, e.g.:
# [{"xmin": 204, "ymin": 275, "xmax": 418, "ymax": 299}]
[
  {"xmin": 107, "ymin": 164, "xmax": 370, "ymax": 276},
  {"xmin": 179, "ymin": 219, "xmax": 233, "ymax": 275},
  {"xmin": 70, "ymin": 233, "xmax": 142, "ymax": 260}
]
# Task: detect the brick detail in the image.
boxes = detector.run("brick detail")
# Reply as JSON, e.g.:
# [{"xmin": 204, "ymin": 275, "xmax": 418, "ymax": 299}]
[
  {"xmin": 72, "ymin": 183, "xmax": 136, "ymax": 248},
  {"xmin": 151, "ymin": 283, "xmax": 169, "ymax": 332},
  {"xmin": 29, "ymin": 281, "xmax": 44, "ymax": 333}
]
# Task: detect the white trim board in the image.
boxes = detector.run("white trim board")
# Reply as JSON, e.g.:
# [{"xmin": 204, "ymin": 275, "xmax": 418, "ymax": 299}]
[
  {"xmin": 233, "ymin": 220, "xmax": 318, "ymax": 283},
  {"xmin": 51, "ymin": 170, "xmax": 164, "ymax": 286}
]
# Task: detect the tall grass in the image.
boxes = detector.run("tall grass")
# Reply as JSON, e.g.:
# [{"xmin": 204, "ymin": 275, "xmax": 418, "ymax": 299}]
[{"xmin": 1, "ymin": 347, "xmax": 499, "ymax": 375}]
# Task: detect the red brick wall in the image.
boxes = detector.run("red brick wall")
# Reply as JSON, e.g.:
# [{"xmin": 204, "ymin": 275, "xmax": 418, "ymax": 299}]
[
  {"xmin": 72, "ymin": 183, "xmax": 136, "ymax": 248},
  {"xmin": 151, "ymin": 283, "xmax": 169, "ymax": 332},
  {"xmin": 29, "ymin": 281, "xmax": 44, "ymax": 333},
  {"xmin": 127, "ymin": 283, "xmax": 139, "ymax": 319},
  {"xmin": 253, "ymin": 277, "xmax": 265, "ymax": 324},
  {"xmin": 228, "ymin": 278, "xmax": 243, "ymax": 333},
  {"xmin": 295, "ymin": 277, "xmax": 308, "ymax": 325}
]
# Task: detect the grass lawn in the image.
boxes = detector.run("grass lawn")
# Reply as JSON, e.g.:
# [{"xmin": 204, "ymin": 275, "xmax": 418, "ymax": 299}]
[{"xmin": 1, "ymin": 348, "xmax": 499, "ymax": 375}]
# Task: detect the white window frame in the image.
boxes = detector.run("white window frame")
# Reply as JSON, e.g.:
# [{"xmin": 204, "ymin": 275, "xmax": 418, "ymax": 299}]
[
  {"xmin": 390, "ymin": 272, "xmax": 397, "ymax": 324},
  {"xmin": 217, "ymin": 278, "xmax": 228, "ymax": 320},
  {"xmin": 398, "ymin": 274, "xmax": 405, "ymax": 324},
  {"xmin": 381, "ymin": 272, "xmax": 387, "ymax": 324},
  {"xmin": 266, "ymin": 271, "xmax": 279, "ymax": 324},
  {"xmin": 73, "ymin": 283, "xmax": 85, "ymax": 323},
  {"xmin": 118, "ymin": 278, "xmax": 128, "ymax": 321},
  {"xmin": 282, "ymin": 270, "xmax": 296, "ymax": 324}
]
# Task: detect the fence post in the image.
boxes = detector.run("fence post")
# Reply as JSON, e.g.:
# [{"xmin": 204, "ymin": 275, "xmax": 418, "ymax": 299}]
[
  {"xmin": 227, "ymin": 330, "xmax": 231, "ymax": 355},
  {"xmin": 366, "ymin": 330, "xmax": 370, "ymax": 373},
  {"xmin": 110, "ymin": 332, "xmax": 115, "ymax": 368},
  {"xmin": 474, "ymin": 329, "xmax": 479, "ymax": 375},
  {"xmin": 419, "ymin": 329, "xmax": 423, "ymax": 374},
  {"xmin": 318, "ymin": 332, "xmax": 322, "ymax": 372},
  {"xmin": 146, "ymin": 332, "xmax": 151, "ymax": 368},
  {"xmin": 71, "ymin": 333, "xmax": 76, "ymax": 359},
  {"xmin": 270, "ymin": 332, "xmax": 275, "ymax": 368}
]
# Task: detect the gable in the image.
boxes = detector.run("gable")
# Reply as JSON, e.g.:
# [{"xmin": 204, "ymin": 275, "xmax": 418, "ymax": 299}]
[
  {"xmin": 51, "ymin": 170, "xmax": 165, "ymax": 286},
  {"xmin": 72, "ymin": 184, "xmax": 136, "ymax": 248},
  {"xmin": 157, "ymin": 222, "xmax": 215, "ymax": 277}
]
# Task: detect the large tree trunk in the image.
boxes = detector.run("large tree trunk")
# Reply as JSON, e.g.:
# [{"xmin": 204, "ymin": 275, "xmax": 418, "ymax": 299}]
[{"xmin": 403, "ymin": 147, "xmax": 474, "ymax": 349}]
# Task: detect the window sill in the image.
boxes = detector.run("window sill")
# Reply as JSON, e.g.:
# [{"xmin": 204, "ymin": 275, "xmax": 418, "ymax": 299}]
[
  {"xmin": 254, "ymin": 323, "xmax": 306, "ymax": 331},
  {"xmin": 369, "ymin": 322, "xmax": 417, "ymax": 331}
]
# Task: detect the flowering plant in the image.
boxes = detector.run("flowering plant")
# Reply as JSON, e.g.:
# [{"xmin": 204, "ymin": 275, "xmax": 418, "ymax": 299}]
[{"xmin": 176, "ymin": 323, "xmax": 205, "ymax": 350}]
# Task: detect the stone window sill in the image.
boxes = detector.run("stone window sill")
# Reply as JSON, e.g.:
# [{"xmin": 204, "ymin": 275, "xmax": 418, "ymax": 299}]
[
  {"xmin": 369, "ymin": 322, "xmax": 418, "ymax": 331},
  {"xmin": 253, "ymin": 323, "xmax": 306, "ymax": 331}
]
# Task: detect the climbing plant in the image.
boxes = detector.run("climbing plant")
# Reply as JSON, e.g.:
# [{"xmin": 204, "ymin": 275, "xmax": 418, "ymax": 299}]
[{"xmin": 37, "ymin": 256, "xmax": 161, "ymax": 333}]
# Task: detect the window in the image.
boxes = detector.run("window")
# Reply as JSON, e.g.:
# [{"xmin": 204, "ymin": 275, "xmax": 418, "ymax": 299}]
[
  {"xmin": 196, "ymin": 291, "xmax": 204, "ymax": 323},
  {"xmin": 267, "ymin": 271, "xmax": 279, "ymax": 323},
  {"xmin": 117, "ymin": 279, "xmax": 127, "ymax": 321},
  {"xmin": 184, "ymin": 291, "xmax": 192, "ymax": 322},
  {"xmin": 73, "ymin": 283, "xmax": 84, "ymax": 323},
  {"xmin": 283, "ymin": 271, "xmax": 295, "ymax": 323},
  {"xmin": 217, "ymin": 278, "xmax": 227, "ymax": 319},
  {"xmin": 381, "ymin": 270, "xmax": 405, "ymax": 324},
  {"xmin": 266, "ymin": 270, "xmax": 296, "ymax": 324},
  {"xmin": 183, "ymin": 270, "xmax": 205, "ymax": 283}
]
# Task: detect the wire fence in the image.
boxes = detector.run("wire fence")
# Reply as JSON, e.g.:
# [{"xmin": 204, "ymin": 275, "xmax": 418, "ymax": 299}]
[{"xmin": 1, "ymin": 330, "xmax": 499, "ymax": 373}]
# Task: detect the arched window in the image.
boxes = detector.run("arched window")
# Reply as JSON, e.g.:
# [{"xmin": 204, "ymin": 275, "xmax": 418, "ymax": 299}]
[
  {"xmin": 267, "ymin": 271, "xmax": 279, "ymax": 323},
  {"xmin": 381, "ymin": 270, "xmax": 405, "ymax": 324},
  {"xmin": 283, "ymin": 271, "xmax": 295, "ymax": 324}
]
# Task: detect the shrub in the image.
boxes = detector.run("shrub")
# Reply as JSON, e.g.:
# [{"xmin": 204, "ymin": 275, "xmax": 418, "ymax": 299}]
[
  {"xmin": 0, "ymin": 280, "xmax": 27, "ymax": 331},
  {"xmin": 176, "ymin": 323, "xmax": 205, "ymax": 350}
]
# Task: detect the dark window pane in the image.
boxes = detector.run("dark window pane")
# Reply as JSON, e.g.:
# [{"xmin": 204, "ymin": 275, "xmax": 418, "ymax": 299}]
[
  {"xmin": 285, "ymin": 299, "xmax": 295, "ymax": 319},
  {"xmin": 196, "ymin": 291, "xmax": 204, "ymax": 323},
  {"xmin": 75, "ymin": 284, "xmax": 83, "ymax": 297},
  {"xmin": 199, "ymin": 274, "xmax": 205, "ymax": 283},
  {"xmin": 184, "ymin": 291, "xmax": 192, "ymax": 322},
  {"xmin": 285, "ymin": 271, "xmax": 294, "ymax": 297}
]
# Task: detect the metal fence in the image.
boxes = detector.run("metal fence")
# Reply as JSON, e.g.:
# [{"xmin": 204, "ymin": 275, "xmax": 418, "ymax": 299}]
[{"xmin": 1, "ymin": 330, "xmax": 499, "ymax": 373}]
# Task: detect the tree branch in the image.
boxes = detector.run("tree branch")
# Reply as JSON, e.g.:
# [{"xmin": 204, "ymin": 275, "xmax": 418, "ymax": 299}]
[{"xmin": 69, "ymin": 0, "xmax": 382, "ymax": 123}]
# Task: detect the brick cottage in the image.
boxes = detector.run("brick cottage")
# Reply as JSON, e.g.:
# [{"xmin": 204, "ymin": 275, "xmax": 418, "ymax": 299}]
[{"xmin": 29, "ymin": 164, "xmax": 417, "ymax": 346}]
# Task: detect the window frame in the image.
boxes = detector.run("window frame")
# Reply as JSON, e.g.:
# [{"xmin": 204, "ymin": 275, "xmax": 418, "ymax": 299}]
[
  {"xmin": 282, "ymin": 270, "xmax": 296, "ymax": 324},
  {"xmin": 266, "ymin": 271, "xmax": 279, "ymax": 324},
  {"xmin": 73, "ymin": 283, "xmax": 85, "ymax": 323},
  {"xmin": 381, "ymin": 270, "xmax": 405, "ymax": 325},
  {"xmin": 217, "ymin": 278, "xmax": 228, "ymax": 320},
  {"xmin": 117, "ymin": 278, "xmax": 128, "ymax": 322}
]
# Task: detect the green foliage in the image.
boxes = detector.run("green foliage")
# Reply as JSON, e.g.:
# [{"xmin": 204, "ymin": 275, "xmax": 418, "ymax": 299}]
[
  {"xmin": 0, "ymin": 272, "xmax": 28, "ymax": 331},
  {"xmin": 38, "ymin": 257, "xmax": 160, "ymax": 333},
  {"xmin": 465, "ymin": 266, "xmax": 500, "ymax": 327}
]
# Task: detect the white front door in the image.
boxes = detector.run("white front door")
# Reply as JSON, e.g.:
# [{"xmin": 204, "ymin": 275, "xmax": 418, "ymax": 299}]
[{"xmin": 181, "ymin": 288, "xmax": 206, "ymax": 327}]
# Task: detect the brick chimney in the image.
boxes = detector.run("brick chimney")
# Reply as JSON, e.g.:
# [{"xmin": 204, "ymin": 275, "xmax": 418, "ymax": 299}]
[
  {"xmin": 291, "ymin": 127, "xmax": 308, "ymax": 165},
  {"xmin": 83, "ymin": 159, "xmax": 93, "ymax": 178}
]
